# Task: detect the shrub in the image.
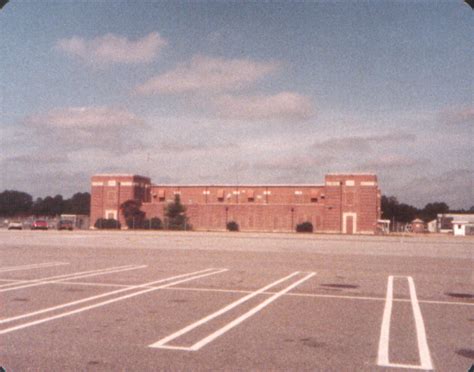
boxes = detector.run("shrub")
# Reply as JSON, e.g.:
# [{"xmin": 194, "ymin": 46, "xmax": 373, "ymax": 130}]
[
  {"xmin": 227, "ymin": 221, "xmax": 239, "ymax": 232},
  {"xmin": 150, "ymin": 217, "xmax": 163, "ymax": 230},
  {"xmin": 142, "ymin": 217, "xmax": 163, "ymax": 230},
  {"xmin": 165, "ymin": 195, "xmax": 188, "ymax": 230},
  {"xmin": 296, "ymin": 221, "xmax": 313, "ymax": 233},
  {"xmin": 94, "ymin": 218, "xmax": 121, "ymax": 229}
]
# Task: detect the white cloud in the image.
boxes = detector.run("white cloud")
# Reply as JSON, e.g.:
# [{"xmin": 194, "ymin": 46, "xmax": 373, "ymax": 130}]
[
  {"xmin": 312, "ymin": 133, "xmax": 416, "ymax": 154},
  {"xmin": 5, "ymin": 153, "xmax": 69, "ymax": 165},
  {"xmin": 27, "ymin": 106, "xmax": 143, "ymax": 129},
  {"xmin": 439, "ymin": 105, "xmax": 474, "ymax": 126},
  {"xmin": 397, "ymin": 169, "xmax": 474, "ymax": 209},
  {"xmin": 215, "ymin": 92, "xmax": 314, "ymax": 122},
  {"xmin": 359, "ymin": 155, "xmax": 428, "ymax": 170},
  {"xmin": 158, "ymin": 141, "xmax": 239, "ymax": 153},
  {"xmin": 24, "ymin": 106, "xmax": 145, "ymax": 153},
  {"xmin": 134, "ymin": 55, "xmax": 279, "ymax": 95},
  {"xmin": 56, "ymin": 32, "xmax": 167, "ymax": 65}
]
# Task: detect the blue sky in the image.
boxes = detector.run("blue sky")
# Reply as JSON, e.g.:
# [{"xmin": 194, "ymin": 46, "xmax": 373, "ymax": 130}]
[{"xmin": 0, "ymin": 1, "xmax": 472, "ymax": 208}]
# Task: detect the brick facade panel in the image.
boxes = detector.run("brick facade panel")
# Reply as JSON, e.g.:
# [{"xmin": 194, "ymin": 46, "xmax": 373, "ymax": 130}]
[{"xmin": 91, "ymin": 173, "xmax": 381, "ymax": 234}]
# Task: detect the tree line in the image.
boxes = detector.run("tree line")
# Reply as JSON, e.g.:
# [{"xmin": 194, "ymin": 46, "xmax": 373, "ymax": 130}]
[
  {"xmin": 381, "ymin": 195, "xmax": 473, "ymax": 224},
  {"xmin": 0, "ymin": 190, "xmax": 90, "ymax": 217},
  {"xmin": 1, "ymin": 189, "xmax": 472, "ymax": 224}
]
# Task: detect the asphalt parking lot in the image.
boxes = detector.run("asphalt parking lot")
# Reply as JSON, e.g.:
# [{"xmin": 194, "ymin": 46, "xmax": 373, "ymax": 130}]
[{"xmin": 0, "ymin": 230, "xmax": 472, "ymax": 371}]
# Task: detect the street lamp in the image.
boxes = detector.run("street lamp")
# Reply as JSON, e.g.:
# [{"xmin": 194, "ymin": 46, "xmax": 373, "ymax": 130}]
[{"xmin": 291, "ymin": 208, "xmax": 294, "ymax": 232}]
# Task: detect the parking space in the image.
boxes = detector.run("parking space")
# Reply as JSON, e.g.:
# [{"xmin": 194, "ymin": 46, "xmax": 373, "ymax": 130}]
[{"xmin": 0, "ymin": 231, "xmax": 472, "ymax": 371}]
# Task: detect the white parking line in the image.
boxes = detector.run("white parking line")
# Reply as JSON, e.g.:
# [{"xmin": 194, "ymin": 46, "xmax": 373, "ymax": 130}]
[
  {"xmin": 19, "ymin": 280, "xmax": 473, "ymax": 307},
  {"xmin": 0, "ymin": 265, "xmax": 145, "ymax": 292},
  {"xmin": 0, "ymin": 268, "xmax": 227, "ymax": 334},
  {"xmin": 377, "ymin": 276, "xmax": 433, "ymax": 370},
  {"xmin": 0, "ymin": 262, "xmax": 69, "ymax": 273},
  {"xmin": 150, "ymin": 271, "xmax": 316, "ymax": 351},
  {"xmin": 0, "ymin": 268, "xmax": 215, "ymax": 324}
]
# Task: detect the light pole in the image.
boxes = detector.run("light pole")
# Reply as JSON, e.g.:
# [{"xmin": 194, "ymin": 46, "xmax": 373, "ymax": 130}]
[
  {"xmin": 225, "ymin": 207, "xmax": 229, "ymax": 228},
  {"xmin": 291, "ymin": 208, "xmax": 294, "ymax": 232}
]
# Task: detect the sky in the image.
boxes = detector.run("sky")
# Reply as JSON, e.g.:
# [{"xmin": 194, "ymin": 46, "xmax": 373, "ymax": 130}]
[{"xmin": 0, "ymin": 1, "xmax": 472, "ymax": 209}]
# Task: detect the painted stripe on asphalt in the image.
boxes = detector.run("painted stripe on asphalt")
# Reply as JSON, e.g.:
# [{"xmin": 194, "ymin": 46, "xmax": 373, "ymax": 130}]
[
  {"xmin": 0, "ymin": 269, "xmax": 227, "ymax": 334},
  {"xmin": 0, "ymin": 265, "xmax": 143, "ymax": 292},
  {"xmin": 21, "ymin": 280, "xmax": 473, "ymax": 307},
  {"xmin": 150, "ymin": 272, "xmax": 316, "ymax": 350},
  {"xmin": 377, "ymin": 276, "xmax": 433, "ymax": 370},
  {"xmin": 0, "ymin": 262, "xmax": 69, "ymax": 273},
  {"xmin": 0, "ymin": 268, "xmax": 214, "ymax": 324}
]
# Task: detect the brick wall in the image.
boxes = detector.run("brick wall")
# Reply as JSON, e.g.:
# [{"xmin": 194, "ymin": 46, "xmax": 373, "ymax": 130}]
[{"xmin": 90, "ymin": 173, "xmax": 380, "ymax": 233}]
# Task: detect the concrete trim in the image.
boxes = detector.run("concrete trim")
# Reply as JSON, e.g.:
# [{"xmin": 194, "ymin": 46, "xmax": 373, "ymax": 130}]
[{"xmin": 342, "ymin": 212, "xmax": 357, "ymax": 234}]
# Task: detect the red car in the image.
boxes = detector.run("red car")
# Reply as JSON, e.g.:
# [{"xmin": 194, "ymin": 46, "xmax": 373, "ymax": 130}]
[
  {"xmin": 31, "ymin": 220, "xmax": 48, "ymax": 230},
  {"xmin": 57, "ymin": 220, "xmax": 74, "ymax": 231}
]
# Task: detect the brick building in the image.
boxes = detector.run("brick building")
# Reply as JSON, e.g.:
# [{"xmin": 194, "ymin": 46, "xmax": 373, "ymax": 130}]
[{"xmin": 90, "ymin": 173, "xmax": 381, "ymax": 234}]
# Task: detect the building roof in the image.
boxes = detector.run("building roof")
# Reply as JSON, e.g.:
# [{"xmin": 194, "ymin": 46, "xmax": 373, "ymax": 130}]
[
  {"xmin": 437, "ymin": 213, "xmax": 474, "ymax": 223},
  {"xmin": 150, "ymin": 184, "xmax": 325, "ymax": 188},
  {"xmin": 326, "ymin": 172, "xmax": 376, "ymax": 176}
]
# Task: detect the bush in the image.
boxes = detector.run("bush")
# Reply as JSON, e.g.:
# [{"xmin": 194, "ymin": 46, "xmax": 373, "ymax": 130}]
[
  {"xmin": 142, "ymin": 217, "xmax": 163, "ymax": 230},
  {"xmin": 165, "ymin": 195, "xmax": 188, "ymax": 230},
  {"xmin": 296, "ymin": 221, "xmax": 313, "ymax": 233},
  {"xmin": 150, "ymin": 217, "xmax": 163, "ymax": 230},
  {"xmin": 227, "ymin": 221, "xmax": 239, "ymax": 231},
  {"xmin": 94, "ymin": 218, "xmax": 121, "ymax": 229}
]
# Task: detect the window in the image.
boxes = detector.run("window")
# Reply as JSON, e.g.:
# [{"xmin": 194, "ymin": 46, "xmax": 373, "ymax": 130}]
[
  {"xmin": 158, "ymin": 190, "xmax": 165, "ymax": 202},
  {"xmin": 247, "ymin": 190, "xmax": 255, "ymax": 202},
  {"xmin": 310, "ymin": 189, "xmax": 318, "ymax": 202},
  {"xmin": 217, "ymin": 189, "xmax": 224, "ymax": 202}
]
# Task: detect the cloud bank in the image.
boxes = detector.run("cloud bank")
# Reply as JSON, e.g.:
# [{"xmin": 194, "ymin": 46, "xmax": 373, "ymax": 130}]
[
  {"xmin": 439, "ymin": 105, "xmax": 474, "ymax": 126},
  {"xmin": 134, "ymin": 55, "xmax": 279, "ymax": 95},
  {"xmin": 215, "ymin": 92, "xmax": 314, "ymax": 122},
  {"xmin": 312, "ymin": 133, "xmax": 416, "ymax": 154},
  {"xmin": 56, "ymin": 32, "xmax": 167, "ymax": 65},
  {"xmin": 25, "ymin": 106, "xmax": 145, "ymax": 153}
]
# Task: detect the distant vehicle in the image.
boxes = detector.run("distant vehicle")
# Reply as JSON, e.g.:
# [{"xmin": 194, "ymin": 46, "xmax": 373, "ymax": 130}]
[
  {"xmin": 31, "ymin": 220, "xmax": 48, "ymax": 230},
  {"xmin": 7, "ymin": 221, "xmax": 22, "ymax": 230},
  {"xmin": 58, "ymin": 220, "xmax": 73, "ymax": 231}
]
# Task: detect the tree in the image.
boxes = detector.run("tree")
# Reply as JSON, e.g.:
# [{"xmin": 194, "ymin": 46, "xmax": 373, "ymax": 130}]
[
  {"xmin": 381, "ymin": 195, "xmax": 417, "ymax": 224},
  {"xmin": 31, "ymin": 195, "xmax": 64, "ymax": 216},
  {"xmin": 63, "ymin": 192, "xmax": 90, "ymax": 215},
  {"xmin": 381, "ymin": 195, "xmax": 399, "ymax": 221},
  {"xmin": 0, "ymin": 190, "xmax": 33, "ymax": 217},
  {"xmin": 420, "ymin": 202, "xmax": 449, "ymax": 222},
  {"xmin": 120, "ymin": 199, "xmax": 145, "ymax": 229},
  {"xmin": 165, "ymin": 194, "xmax": 188, "ymax": 230}
]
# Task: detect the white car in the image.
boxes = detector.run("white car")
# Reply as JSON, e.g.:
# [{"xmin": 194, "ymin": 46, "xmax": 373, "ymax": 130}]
[{"xmin": 7, "ymin": 221, "xmax": 23, "ymax": 230}]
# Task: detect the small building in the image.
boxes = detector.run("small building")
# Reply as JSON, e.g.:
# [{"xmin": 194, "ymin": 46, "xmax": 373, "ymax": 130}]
[
  {"xmin": 436, "ymin": 213, "xmax": 474, "ymax": 234},
  {"xmin": 452, "ymin": 220, "xmax": 474, "ymax": 236},
  {"xmin": 427, "ymin": 219, "xmax": 437, "ymax": 233},
  {"xmin": 376, "ymin": 219, "xmax": 391, "ymax": 234},
  {"xmin": 411, "ymin": 218, "xmax": 425, "ymax": 233}
]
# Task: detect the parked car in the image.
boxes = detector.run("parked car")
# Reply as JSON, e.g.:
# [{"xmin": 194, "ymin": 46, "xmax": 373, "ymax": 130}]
[
  {"xmin": 57, "ymin": 220, "xmax": 74, "ymax": 231},
  {"xmin": 31, "ymin": 220, "xmax": 48, "ymax": 230},
  {"xmin": 7, "ymin": 221, "xmax": 23, "ymax": 230}
]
